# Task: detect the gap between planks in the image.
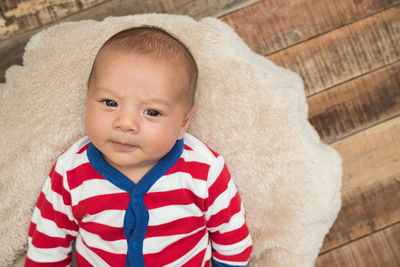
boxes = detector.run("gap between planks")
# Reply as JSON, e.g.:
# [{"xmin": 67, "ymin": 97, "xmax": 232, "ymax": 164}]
[
  {"xmin": 307, "ymin": 60, "xmax": 400, "ymax": 144},
  {"xmin": 267, "ymin": 3, "xmax": 400, "ymax": 57},
  {"xmin": 221, "ymin": 0, "xmax": 400, "ymax": 56},
  {"xmin": 319, "ymin": 221, "xmax": 400, "ymax": 256},
  {"xmin": 268, "ymin": 6, "xmax": 400, "ymax": 96},
  {"xmin": 306, "ymin": 60, "xmax": 400, "ymax": 100},
  {"xmin": 318, "ymin": 116, "xmax": 400, "ymax": 252},
  {"xmin": 316, "ymin": 222, "xmax": 400, "ymax": 267}
]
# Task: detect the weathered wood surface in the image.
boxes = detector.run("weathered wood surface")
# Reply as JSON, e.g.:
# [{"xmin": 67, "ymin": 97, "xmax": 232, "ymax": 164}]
[
  {"xmin": 0, "ymin": 0, "xmax": 261, "ymax": 83},
  {"xmin": 1, "ymin": 0, "xmax": 400, "ymax": 266},
  {"xmin": 321, "ymin": 116, "xmax": 400, "ymax": 252},
  {"xmin": 322, "ymin": 176, "xmax": 400, "ymax": 253},
  {"xmin": 332, "ymin": 111, "xmax": 399, "ymax": 196},
  {"xmin": 307, "ymin": 62, "xmax": 400, "ymax": 143},
  {"xmin": 0, "ymin": 0, "xmax": 108, "ymax": 40},
  {"xmin": 268, "ymin": 6, "xmax": 400, "ymax": 96},
  {"xmin": 0, "ymin": 0, "xmax": 261, "ymax": 40},
  {"xmin": 221, "ymin": 0, "xmax": 400, "ymax": 56},
  {"xmin": 316, "ymin": 223, "xmax": 400, "ymax": 267}
]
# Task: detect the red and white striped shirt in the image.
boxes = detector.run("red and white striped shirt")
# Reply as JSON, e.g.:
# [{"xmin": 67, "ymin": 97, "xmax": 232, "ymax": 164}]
[{"xmin": 26, "ymin": 133, "xmax": 252, "ymax": 266}]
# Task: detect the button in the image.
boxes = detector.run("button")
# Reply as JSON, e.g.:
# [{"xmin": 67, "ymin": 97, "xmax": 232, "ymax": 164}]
[
  {"xmin": 133, "ymin": 196, "xmax": 142, "ymax": 204},
  {"xmin": 131, "ymin": 242, "xmax": 139, "ymax": 251}
]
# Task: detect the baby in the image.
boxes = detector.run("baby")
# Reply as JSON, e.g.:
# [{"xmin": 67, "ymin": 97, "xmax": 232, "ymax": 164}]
[{"xmin": 26, "ymin": 26, "xmax": 252, "ymax": 266}]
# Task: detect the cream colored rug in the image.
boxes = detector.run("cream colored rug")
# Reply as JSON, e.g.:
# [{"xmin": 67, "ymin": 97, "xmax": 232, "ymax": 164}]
[{"xmin": 0, "ymin": 14, "xmax": 342, "ymax": 266}]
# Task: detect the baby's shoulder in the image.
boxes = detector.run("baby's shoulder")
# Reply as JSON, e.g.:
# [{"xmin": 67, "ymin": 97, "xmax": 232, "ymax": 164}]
[
  {"xmin": 55, "ymin": 136, "xmax": 91, "ymax": 169},
  {"xmin": 182, "ymin": 133, "xmax": 222, "ymax": 166}
]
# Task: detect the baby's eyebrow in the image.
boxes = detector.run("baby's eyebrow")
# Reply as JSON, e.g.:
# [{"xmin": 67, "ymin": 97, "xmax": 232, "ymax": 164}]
[
  {"xmin": 145, "ymin": 97, "xmax": 172, "ymax": 107},
  {"xmin": 94, "ymin": 87, "xmax": 125, "ymax": 99},
  {"xmin": 93, "ymin": 86, "xmax": 117, "ymax": 95}
]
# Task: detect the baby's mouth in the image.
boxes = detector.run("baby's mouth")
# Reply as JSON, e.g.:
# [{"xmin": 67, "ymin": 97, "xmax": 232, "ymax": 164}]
[{"xmin": 111, "ymin": 141, "xmax": 137, "ymax": 151}]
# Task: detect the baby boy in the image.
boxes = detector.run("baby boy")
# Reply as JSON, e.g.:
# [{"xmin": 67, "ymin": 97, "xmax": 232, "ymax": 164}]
[{"xmin": 26, "ymin": 26, "xmax": 252, "ymax": 266}]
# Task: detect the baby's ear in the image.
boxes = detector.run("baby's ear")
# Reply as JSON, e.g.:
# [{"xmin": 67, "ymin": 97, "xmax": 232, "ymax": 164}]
[{"xmin": 179, "ymin": 106, "xmax": 195, "ymax": 139}]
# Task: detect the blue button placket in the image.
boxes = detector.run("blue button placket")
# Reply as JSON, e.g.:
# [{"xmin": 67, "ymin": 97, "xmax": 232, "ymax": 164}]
[
  {"xmin": 87, "ymin": 139, "xmax": 184, "ymax": 267},
  {"xmin": 124, "ymin": 191, "xmax": 148, "ymax": 267}
]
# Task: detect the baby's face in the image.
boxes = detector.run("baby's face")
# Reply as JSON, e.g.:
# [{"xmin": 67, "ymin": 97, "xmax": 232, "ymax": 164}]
[{"xmin": 85, "ymin": 50, "xmax": 194, "ymax": 178}]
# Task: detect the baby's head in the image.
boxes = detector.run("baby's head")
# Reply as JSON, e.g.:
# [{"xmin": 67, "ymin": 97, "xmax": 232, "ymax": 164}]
[
  {"xmin": 85, "ymin": 26, "xmax": 198, "ymax": 179},
  {"xmin": 88, "ymin": 26, "xmax": 198, "ymax": 110}
]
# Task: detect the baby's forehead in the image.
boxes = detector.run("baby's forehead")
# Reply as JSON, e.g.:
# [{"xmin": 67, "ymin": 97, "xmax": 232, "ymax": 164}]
[
  {"xmin": 91, "ymin": 46, "xmax": 195, "ymax": 107},
  {"xmin": 94, "ymin": 49, "xmax": 189, "ymax": 87}
]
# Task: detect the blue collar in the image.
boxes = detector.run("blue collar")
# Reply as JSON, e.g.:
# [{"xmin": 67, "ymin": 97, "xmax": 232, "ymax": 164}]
[{"xmin": 87, "ymin": 139, "xmax": 184, "ymax": 195}]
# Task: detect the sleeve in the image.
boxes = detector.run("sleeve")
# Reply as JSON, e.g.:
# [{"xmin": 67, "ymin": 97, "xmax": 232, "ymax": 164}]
[
  {"xmin": 26, "ymin": 162, "xmax": 79, "ymax": 266},
  {"xmin": 205, "ymin": 156, "xmax": 252, "ymax": 267}
]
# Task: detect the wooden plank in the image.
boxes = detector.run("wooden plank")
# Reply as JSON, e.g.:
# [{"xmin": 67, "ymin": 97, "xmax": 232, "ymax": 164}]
[
  {"xmin": 316, "ymin": 223, "xmax": 400, "ymax": 267},
  {"xmin": 321, "ymin": 176, "xmax": 400, "ymax": 252},
  {"xmin": 0, "ymin": 0, "xmax": 108, "ymax": 40},
  {"xmin": 80, "ymin": 0, "xmax": 260, "ymax": 21},
  {"xmin": 307, "ymin": 62, "xmax": 400, "ymax": 144},
  {"xmin": 333, "ymin": 116, "xmax": 400, "ymax": 196},
  {"xmin": 0, "ymin": 0, "xmax": 262, "ymax": 40},
  {"xmin": 319, "ymin": 116, "xmax": 400, "ymax": 252},
  {"xmin": 0, "ymin": 0, "xmax": 261, "ymax": 83},
  {"xmin": 268, "ymin": 6, "xmax": 400, "ymax": 96},
  {"xmin": 10, "ymin": 0, "xmax": 262, "ymax": 24},
  {"xmin": 221, "ymin": 0, "xmax": 400, "ymax": 55},
  {"xmin": 383, "ymin": 224, "xmax": 400, "ymax": 264}
]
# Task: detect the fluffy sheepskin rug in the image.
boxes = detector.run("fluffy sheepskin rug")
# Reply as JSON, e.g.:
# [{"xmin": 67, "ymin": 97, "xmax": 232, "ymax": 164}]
[{"xmin": 0, "ymin": 14, "xmax": 342, "ymax": 266}]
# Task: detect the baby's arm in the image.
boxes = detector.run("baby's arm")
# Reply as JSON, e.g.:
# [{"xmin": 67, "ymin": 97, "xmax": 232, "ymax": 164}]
[
  {"xmin": 205, "ymin": 156, "xmax": 252, "ymax": 266},
  {"xmin": 26, "ymin": 162, "xmax": 78, "ymax": 266}
]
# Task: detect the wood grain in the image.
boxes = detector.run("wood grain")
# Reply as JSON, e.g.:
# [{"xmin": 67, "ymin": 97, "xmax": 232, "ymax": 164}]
[
  {"xmin": 0, "ymin": 0, "xmax": 261, "ymax": 83},
  {"xmin": 316, "ymin": 223, "xmax": 400, "ymax": 267},
  {"xmin": 333, "ymin": 115, "xmax": 399, "ymax": 197},
  {"xmin": 319, "ymin": 116, "xmax": 400, "ymax": 251},
  {"xmin": 221, "ymin": 0, "xmax": 400, "ymax": 55},
  {"xmin": 321, "ymin": 176, "xmax": 400, "ymax": 252},
  {"xmin": 0, "ymin": 0, "xmax": 108, "ymax": 40},
  {"xmin": 0, "ymin": 0, "xmax": 261, "ymax": 40},
  {"xmin": 37, "ymin": 0, "xmax": 262, "ymax": 23},
  {"xmin": 268, "ymin": 6, "xmax": 400, "ymax": 96},
  {"xmin": 307, "ymin": 62, "xmax": 400, "ymax": 143}
]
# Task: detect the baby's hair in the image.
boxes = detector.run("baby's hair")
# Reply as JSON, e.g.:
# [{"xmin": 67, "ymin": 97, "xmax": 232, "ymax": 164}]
[{"xmin": 88, "ymin": 25, "xmax": 198, "ymax": 107}]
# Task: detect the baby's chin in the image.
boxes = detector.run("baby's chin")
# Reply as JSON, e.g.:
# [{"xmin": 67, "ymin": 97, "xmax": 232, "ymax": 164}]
[{"xmin": 104, "ymin": 153, "xmax": 159, "ymax": 172}]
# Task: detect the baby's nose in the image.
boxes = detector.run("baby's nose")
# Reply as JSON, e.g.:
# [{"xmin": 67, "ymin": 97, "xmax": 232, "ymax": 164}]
[{"xmin": 114, "ymin": 110, "xmax": 139, "ymax": 133}]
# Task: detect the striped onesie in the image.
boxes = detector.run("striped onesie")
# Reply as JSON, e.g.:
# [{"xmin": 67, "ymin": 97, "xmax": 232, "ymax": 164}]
[{"xmin": 26, "ymin": 133, "xmax": 252, "ymax": 266}]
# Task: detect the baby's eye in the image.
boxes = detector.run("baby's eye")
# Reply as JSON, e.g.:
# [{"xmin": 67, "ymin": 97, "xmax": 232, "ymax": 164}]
[
  {"xmin": 101, "ymin": 99, "xmax": 118, "ymax": 107},
  {"xmin": 144, "ymin": 110, "xmax": 161, "ymax": 117}
]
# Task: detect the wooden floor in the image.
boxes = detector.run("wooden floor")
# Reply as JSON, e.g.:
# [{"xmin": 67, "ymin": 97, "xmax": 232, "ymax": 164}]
[{"xmin": 1, "ymin": 0, "xmax": 399, "ymax": 266}]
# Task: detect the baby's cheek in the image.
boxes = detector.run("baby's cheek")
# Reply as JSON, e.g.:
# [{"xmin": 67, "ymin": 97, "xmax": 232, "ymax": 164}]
[
  {"xmin": 85, "ymin": 112, "xmax": 106, "ymax": 138},
  {"xmin": 148, "ymin": 133, "xmax": 175, "ymax": 154}
]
